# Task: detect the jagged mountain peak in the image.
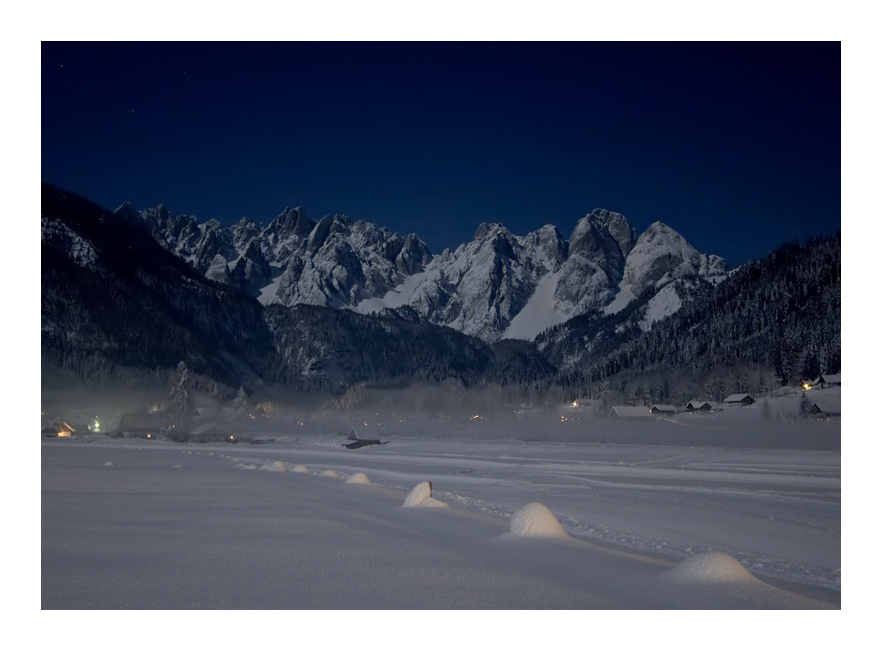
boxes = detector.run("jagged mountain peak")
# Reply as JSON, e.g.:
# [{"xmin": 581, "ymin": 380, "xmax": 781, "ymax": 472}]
[
  {"xmin": 473, "ymin": 221, "xmax": 512, "ymax": 240},
  {"xmin": 622, "ymin": 221, "xmax": 728, "ymax": 293},
  {"xmin": 568, "ymin": 209, "xmax": 636, "ymax": 260},
  {"xmin": 266, "ymin": 206, "xmax": 315, "ymax": 240}
]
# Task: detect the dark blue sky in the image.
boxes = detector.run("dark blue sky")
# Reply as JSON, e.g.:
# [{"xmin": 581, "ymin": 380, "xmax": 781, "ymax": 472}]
[{"xmin": 42, "ymin": 41, "xmax": 840, "ymax": 266}]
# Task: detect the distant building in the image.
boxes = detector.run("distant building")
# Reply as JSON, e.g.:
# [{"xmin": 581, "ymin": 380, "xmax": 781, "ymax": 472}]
[
  {"xmin": 650, "ymin": 404, "xmax": 679, "ymax": 415},
  {"xmin": 608, "ymin": 406, "xmax": 652, "ymax": 418},
  {"xmin": 184, "ymin": 422, "xmax": 240, "ymax": 444},
  {"xmin": 42, "ymin": 419, "xmax": 75, "ymax": 437},
  {"xmin": 347, "ymin": 426, "xmax": 380, "ymax": 441},
  {"xmin": 685, "ymin": 399, "xmax": 713, "ymax": 412},
  {"xmin": 723, "ymin": 394, "xmax": 756, "ymax": 406},
  {"xmin": 814, "ymin": 374, "xmax": 841, "ymax": 389},
  {"xmin": 810, "ymin": 394, "xmax": 841, "ymax": 417}
]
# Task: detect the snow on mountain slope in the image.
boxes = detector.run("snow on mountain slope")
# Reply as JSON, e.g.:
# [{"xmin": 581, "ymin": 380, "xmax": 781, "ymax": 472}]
[
  {"xmin": 639, "ymin": 282, "xmax": 683, "ymax": 330},
  {"xmin": 353, "ymin": 271, "xmax": 428, "ymax": 314},
  {"xmin": 502, "ymin": 271, "xmax": 569, "ymax": 340}
]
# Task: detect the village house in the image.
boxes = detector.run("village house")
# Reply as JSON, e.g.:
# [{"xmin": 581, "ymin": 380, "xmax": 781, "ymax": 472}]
[
  {"xmin": 723, "ymin": 394, "xmax": 756, "ymax": 407},
  {"xmin": 685, "ymin": 399, "xmax": 713, "ymax": 413}
]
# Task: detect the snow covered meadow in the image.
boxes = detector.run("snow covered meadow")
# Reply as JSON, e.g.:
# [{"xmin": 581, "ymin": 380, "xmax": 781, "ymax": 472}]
[{"xmin": 42, "ymin": 398, "xmax": 841, "ymax": 612}]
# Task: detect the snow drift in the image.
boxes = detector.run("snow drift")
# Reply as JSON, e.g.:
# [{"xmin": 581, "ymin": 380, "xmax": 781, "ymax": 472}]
[
  {"xmin": 509, "ymin": 502, "xmax": 569, "ymax": 539},
  {"xmin": 662, "ymin": 551, "xmax": 761, "ymax": 584},
  {"xmin": 403, "ymin": 481, "xmax": 448, "ymax": 508}
]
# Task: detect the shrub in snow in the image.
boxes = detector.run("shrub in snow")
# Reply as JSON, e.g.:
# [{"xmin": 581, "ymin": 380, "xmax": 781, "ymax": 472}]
[
  {"xmin": 320, "ymin": 470, "xmax": 340, "ymax": 479},
  {"xmin": 403, "ymin": 481, "xmax": 448, "ymax": 508},
  {"xmin": 509, "ymin": 502, "xmax": 568, "ymax": 538},
  {"xmin": 663, "ymin": 551, "xmax": 759, "ymax": 584},
  {"xmin": 268, "ymin": 461, "xmax": 287, "ymax": 472},
  {"xmin": 345, "ymin": 472, "xmax": 371, "ymax": 484},
  {"xmin": 292, "ymin": 464, "xmax": 309, "ymax": 474}
]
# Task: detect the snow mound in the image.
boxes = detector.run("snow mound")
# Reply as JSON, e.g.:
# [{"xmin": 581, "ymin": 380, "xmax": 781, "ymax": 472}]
[
  {"xmin": 320, "ymin": 470, "xmax": 340, "ymax": 479},
  {"xmin": 240, "ymin": 463, "xmax": 259, "ymax": 470},
  {"xmin": 509, "ymin": 502, "xmax": 568, "ymax": 538},
  {"xmin": 345, "ymin": 472, "xmax": 371, "ymax": 484},
  {"xmin": 292, "ymin": 464, "xmax": 310, "ymax": 474},
  {"xmin": 403, "ymin": 481, "xmax": 448, "ymax": 508},
  {"xmin": 663, "ymin": 551, "xmax": 759, "ymax": 584},
  {"xmin": 267, "ymin": 461, "xmax": 287, "ymax": 472},
  {"xmin": 103, "ymin": 461, "xmax": 115, "ymax": 467},
  {"xmin": 258, "ymin": 464, "xmax": 271, "ymax": 471}
]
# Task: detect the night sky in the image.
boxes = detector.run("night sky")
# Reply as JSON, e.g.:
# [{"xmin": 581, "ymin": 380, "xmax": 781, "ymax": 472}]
[{"xmin": 41, "ymin": 41, "xmax": 840, "ymax": 266}]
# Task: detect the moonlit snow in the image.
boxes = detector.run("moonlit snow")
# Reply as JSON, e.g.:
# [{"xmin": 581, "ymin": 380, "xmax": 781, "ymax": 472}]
[{"xmin": 42, "ymin": 409, "xmax": 841, "ymax": 616}]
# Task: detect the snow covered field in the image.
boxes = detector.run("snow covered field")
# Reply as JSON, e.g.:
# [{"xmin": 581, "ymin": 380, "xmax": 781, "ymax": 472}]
[{"xmin": 42, "ymin": 413, "xmax": 840, "ymax": 613}]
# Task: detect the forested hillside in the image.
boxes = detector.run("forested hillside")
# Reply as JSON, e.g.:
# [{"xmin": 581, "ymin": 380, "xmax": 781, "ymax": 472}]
[{"xmin": 536, "ymin": 234, "xmax": 841, "ymax": 401}]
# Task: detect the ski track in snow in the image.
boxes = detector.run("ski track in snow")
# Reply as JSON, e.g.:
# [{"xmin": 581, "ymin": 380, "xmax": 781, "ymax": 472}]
[{"xmin": 225, "ymin": 441, "xmax": 840, "ymax": 593}]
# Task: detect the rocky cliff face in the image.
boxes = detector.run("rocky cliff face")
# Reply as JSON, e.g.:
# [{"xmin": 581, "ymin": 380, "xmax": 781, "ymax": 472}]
[
  {"xmin": 118, "ymin": 200, "xmax": 727, "ymax": 343},
  {"xmin": 116, "ymin": 203, "xmax": 433, "ymax": 308}
]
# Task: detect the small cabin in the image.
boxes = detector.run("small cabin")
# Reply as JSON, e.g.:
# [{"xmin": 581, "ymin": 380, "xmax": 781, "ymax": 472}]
[{"xmin": 723, "ymin": 394, "xmax": 756, "ymax": 407}]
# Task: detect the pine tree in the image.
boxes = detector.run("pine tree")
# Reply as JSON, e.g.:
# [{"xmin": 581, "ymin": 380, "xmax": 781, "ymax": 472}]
[
  {"xmin": 168, "ymin": 361, "xmax": 194, "ymax": 431},
  {"xmin": 232, "ymin": 385, "xmax": 248, "ymax": 415}
]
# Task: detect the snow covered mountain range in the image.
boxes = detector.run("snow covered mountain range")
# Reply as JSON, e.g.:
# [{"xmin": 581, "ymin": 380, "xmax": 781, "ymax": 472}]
[
  {"xmin": 41, "ymin": 184, "xmax": 839, "ymax": 400},
  {"xmin": 117, "ymin": 203, "xmax": 728, "ymax": 342}
]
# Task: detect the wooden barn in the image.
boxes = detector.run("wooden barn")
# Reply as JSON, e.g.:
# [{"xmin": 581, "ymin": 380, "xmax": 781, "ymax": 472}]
[
  {"xmin": 650, "ymin": 404, "xmax": 679, "ymax": 415},
  {"xmin": 608, "ymin": 406, "xmax": 652, "ymax": 418}
]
